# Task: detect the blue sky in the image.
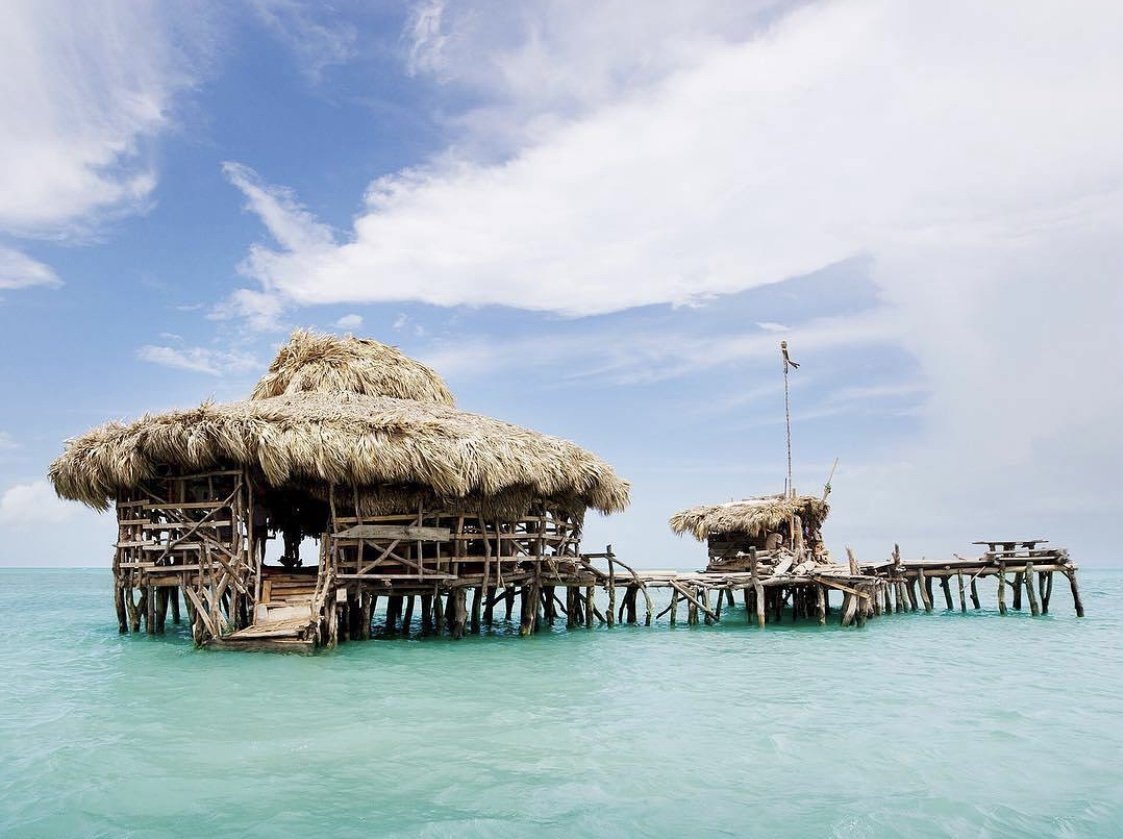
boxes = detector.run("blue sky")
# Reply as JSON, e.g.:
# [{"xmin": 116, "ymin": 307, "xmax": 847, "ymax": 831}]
[{"xmin": 1, "ymin": 0, "xmax": 1121, "ymax": 567}]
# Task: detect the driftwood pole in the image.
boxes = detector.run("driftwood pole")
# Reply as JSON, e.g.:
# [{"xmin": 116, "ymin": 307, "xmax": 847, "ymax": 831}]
[
  {"xmin": 781, "ymin": 340, "xmax": 798, "ymax": 498},
  {"xmin": 997, "ymin": 562, "xmax": 1007, "ymax": 615},
  {"xmin": 918, "ymin": 569, "xmax": 933, "ymax": 613},
  {"xmin": 1024, "ymin": 563, "xmax": 1040, "ymax": 616}
]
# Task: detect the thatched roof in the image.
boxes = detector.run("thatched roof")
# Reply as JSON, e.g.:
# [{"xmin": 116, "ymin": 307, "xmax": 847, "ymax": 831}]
[
  {"xmin": 49, "ymin": 391, "xmax": 629, "ymax": 516},
  {"xmin": 669, "ymin": 495, "xmax": 829, "ymax": 541},
  {"xmin": 250, "ymin": 329, "xmax": 454, "ymax": 406}
]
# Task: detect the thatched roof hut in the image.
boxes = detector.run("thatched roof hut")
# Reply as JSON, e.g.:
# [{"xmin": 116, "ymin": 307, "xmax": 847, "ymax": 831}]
[
  {"xmin": 250, "ymin": 329, "xmax": 455, "ymax": 405},
  {"xmin": 49, "ymin": 331, "xmax": 628, "ymax": 518},
  {"xmin": 669, "ymin": 495, "xmax": 828, "ymax": 541}
]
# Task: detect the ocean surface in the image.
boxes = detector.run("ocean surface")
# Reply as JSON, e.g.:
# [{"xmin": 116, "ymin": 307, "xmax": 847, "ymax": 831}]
[{"xmin": 2, "ymin": 568, "xmax": 1121, "ymax": 838}]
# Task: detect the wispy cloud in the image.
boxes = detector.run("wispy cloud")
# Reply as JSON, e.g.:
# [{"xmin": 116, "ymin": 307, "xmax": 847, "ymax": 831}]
[
  {"xmin": 0, "ymin": 245, "xmax": 60, "ymax": 290},
  {"xmin": 335, "ymin": 313, "xmax": 363, "ymax": 330},
  {"xmin": 249, "ymin": 0, "xmax": 357, "ymax": 83},
  {"xmin": 137, "ymin": 345, "xmax": 259, "ymax": 377}
]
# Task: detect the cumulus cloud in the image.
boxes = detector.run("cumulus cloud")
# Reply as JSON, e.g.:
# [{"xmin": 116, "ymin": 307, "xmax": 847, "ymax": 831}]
[
  {"xmin": 0, "ymin": 481, "xmax": 75, "ymax": 525},
  {"xmin": 137, "ymin": 345, "xmax": 259, "ymax": 376},
  {"xmin": 219, "ymin": 0, "xmax": 1123, "ymax": 552},
  {"xmin": 335, "ymin": 313, "xmax": 363, "ymax": 329}
]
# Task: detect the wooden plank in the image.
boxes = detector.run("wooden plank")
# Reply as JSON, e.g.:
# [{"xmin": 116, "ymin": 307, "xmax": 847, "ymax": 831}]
[{"xmin": 335, "ymin": 524, "xmax": 450, "ymax": 541}]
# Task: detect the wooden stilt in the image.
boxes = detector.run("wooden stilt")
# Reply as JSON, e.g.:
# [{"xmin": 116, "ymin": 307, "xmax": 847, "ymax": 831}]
[
  {"xmin": 997, "ymin": 563, "xmax": 1007, "ymax": 615},
  {"xmin": 420, "ymin": 594, "xmax": 433, "ymax": 636},
  {"xmin": 1024, "ymin": 563, "xmax": 1040, "ymax": 616},
  {"xmin": 701, "ymin": 587, "xmax": 715, "ymax": 626},
  {"xmin": 1042, "ymin": 571, "xmax": 1054, "ymax": 614},
  {"xmin": 624, "ymin": 585, "xmax": 638, "ymax": 624},
  {"xmin": 669, "ymin": 591, "xmax": 679, "ymax": 625},
  {"xmin": 566, "ymin": 587, "xmax": 578, "ymax": 629},
  {"xmin": 115, "ymin": 583, "xmax": 128, "ymax": 634},
  {"xmin": 433, "ymin": 590, "xmax": 444, "ymax": 635},
  {"xmin": 1067, "ymin": 569, "xmax": 1084, "ymax": 617},
  {"xmin": 170, "ymin": 586, "xmax": 181, "ymax": 625},
  {"xmin": 484, "ymin": 585, "xmax": 496, "ymax": 626},
  {"xmin": 1013, "ymin": 571, "xmax": 1024, "ymax": 610},
  {"xmin": 585, "ymin": 585, "xmax": 595, "ymax": 628},
  {"xmin": 504, "ymin": 586, "xmax": 515, "ymax": 621},
  {"xmin": 470, "ymin": 587, "xmax": 482, "ymax": 634},
  {"xmin": 519, "ymin": 585, "xmax": 534, "ymax": 636},
  {"xmin": 155, "ymin": 587, "xmax": 169, "ymax": 634},
  {"xmin": 918, "ymin": 569, "xmax": 933, "ymax": 613},
  {"xmin": 126, "ymin": 585, "xmax": 140, "ymax": 632},
  {"xmin": 940, "ymin": 576, "xmax": 953, "ymax": 611},
  {"xmin": 402, "ymin": 595, "xmax": 415, "ymax": 636},
  {"xmin": 453, "ymin": 588, "xmax": 468, "ymax": 639},
  {"xmin": 906, "ymin": 577, "xmax": 919, "ymax": 612},
  {"xmin": 957, "ymin": 571, "xmax": 967, "ymax": 613},
  {"xmin": 816, "ymin": 584, "xmax": 826, "ymax": 625},
  {"xmin": 360, "ymin": 592, "xmax": 373, "ymax": 640},
  {"xmin": 970, "ymin": 576, "xmax": 981, "ymax": 610},
  {"xmin": 143, "ymin": 586, "xmax": 154, "ymax": 635}
]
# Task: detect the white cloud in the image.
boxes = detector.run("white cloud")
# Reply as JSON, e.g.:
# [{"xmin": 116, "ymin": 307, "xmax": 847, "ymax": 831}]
[
  {"xmin": 756, "ymin": 322, "xmax": 788, "ymax": 334},
  {"xmin": 335, "ymin": 313, "xmax": 363, "ymax": 330},
  {"xmin": 250, "ymin": 0, "xmax": 357, "ymax": 83},
  {"xmin": 0, "ymin": 2, "xmax": 204, "ymax": 238},
  {"xmin": 0, "ymin": 481, "xmax": 75, "ymax": 525},
  {"xmin": 137, "ymin": 345, "xmax": 259, "ymax": 376},
  {"xmin": 0, "ymin": 245, "xmax": 61, "ymax": 290},
  {"xmin": 220, "ymin": 0, "xmax": 1123, "ymax": 553},
  {"xmin": 406, "ymin": 0, "xmax": 448, "ymax": 78},
  {"xmin": 225, "ymin": 2, "xmax": 1123, "ymax": 318}
]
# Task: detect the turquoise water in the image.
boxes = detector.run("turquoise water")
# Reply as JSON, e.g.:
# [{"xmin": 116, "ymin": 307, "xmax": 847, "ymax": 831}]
[{"xmin": 2, "ymin": 569, "xmax": 1121, "ymax": 838}]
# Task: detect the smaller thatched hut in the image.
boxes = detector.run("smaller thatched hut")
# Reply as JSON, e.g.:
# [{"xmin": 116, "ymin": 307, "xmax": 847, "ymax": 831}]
[
  {"xmin": 49, "ymin": 330, "xmax": 629, "ymax": 649},
  {"xmin": 669, "ymin": 493, "xmax": 829, "ymax": 570}
]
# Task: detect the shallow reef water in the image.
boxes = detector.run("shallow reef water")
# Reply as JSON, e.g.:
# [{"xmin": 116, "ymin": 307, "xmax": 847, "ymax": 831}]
[{"xmin": 2, "ymin": 567, "xmax": 1122, "ymax": 838}]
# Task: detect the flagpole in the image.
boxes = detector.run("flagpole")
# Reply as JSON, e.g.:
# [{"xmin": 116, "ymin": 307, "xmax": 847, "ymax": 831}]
[{"xmin": 781, "ymin": 341, "xmax": 794, "ymax": 499}]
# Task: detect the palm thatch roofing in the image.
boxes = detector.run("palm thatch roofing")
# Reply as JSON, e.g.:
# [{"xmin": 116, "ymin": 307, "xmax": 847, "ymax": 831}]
[
  {"xmin": 250, "ymin": 329, "xmax": 455, "ymax": 406},
  {"xmin": 49, "ymin": 332, "xmax": 629, "ymax": 518},
  {"xmin": 669, "ymin": 495, "xmax": 829, "ymax": 541}
]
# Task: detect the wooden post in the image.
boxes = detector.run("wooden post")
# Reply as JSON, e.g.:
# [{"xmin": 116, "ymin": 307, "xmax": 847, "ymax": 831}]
[
  {"xmin": 906, "ymin": 577, "xmax": 919, "ymax": 612},
  {"xmin": 155, "ymin": 587, "xmax": 169, "ymax": 634},
  {"xmin": 1024, "ymin": 563, "xmax": 1040, "ymax": 616},
  {"xmin": 170, "ymin": 586, "xmax": 181, "ymax": 625},
  {"xmin": 115, "ymin": 583, "xmax": 128, "ymax": 634},
  {"xmin": 402, "ymin": 595, "xmax": 415, "ymax": 636},
  {"xmin": 624, "ymin": 585, "xmax": 638, "ymax": 624},
  {"xmin": 519, "ymin": 585, "xmax": 534, "ymax": 636},
  {"xmin": 918, "ymin": 569, "xmax": 933, "ymax": 613},
  {"xmin": 997, "ymin": 563, "xmax": 1007, "ymax": 615},
  {"xmin": 701, "ymin": 587, "xmax": 715, "ymax": 626},
  {"xmin": 484, "ymin": 585, "xmax": 496, "ymax": 626},
  {"xmin": 750, "ymin": 548, "xmax": 766, "ymax": 628},
  {"xmin": 687, "ymin": 594, "xmax": 698, "ymax": 625},
  {"xmin": 970, "ymin": 576, "xmax": 981, "ymax": 610},
  {"xmin": 566, "ymin": 586, "xmax": 578, "ymax": 629},
  {"xmin": 841, "ymin": 592, "xmax": 857, "ymax": 627},
  {"xmin": 1042, "ymin": 571, "xmax": 1053, "ymax": 614},
  {"xmin": 420, "ymin": 593, "xmax": 433, "ymax": 636},
  {"xmin": 956, "ymin": 571, "xmax": 966, "ymax": 613},
  {"xmin": 1067, "ymin": 568, "xmax": 1084, "ymax": 617},
  {"xmin": 453, "ymin": 588, "xmax": 468, "ymax": 639},
  {"xmin": 940, "ymin": 576, "xmax": 953, "ymax": 611},
  {"xmin": 585, "ymin": 585, "xmax": 595, "ymax": 628},
  {"xmin": 504, "ymin": 586, "xmax": 515, "ymax": 621},
  {"xmin": 434, "ymin": 590, "xmax": 444, "ymax": 635},
  {"xmin": 143, "ymin": 586, "xmax": 154, "ymax": 635},
  {"xmin": 1012, "ymin": 571, "xmax": 1024, "ymax": 610},
  {"xmin": 360, "ymin": 592, "xmax": 373, "ymax": 640},
  {"xmin": 470, "ymin": 586, "xmax": 482, "ymax": 634},
  {"xmin": 669, "ymin": 590, "xmax": 679, "ymax": 625},
  {"xmin": 816, "ymin": 584, "xmax": 826, "ymax": 625},
  {"xmin": 606, "ymin": 545, "xmax": 616, "ymax": 628},
  {"xmin": 894, "ymin": 579, "xmax": 906, "ymax": 613}
]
